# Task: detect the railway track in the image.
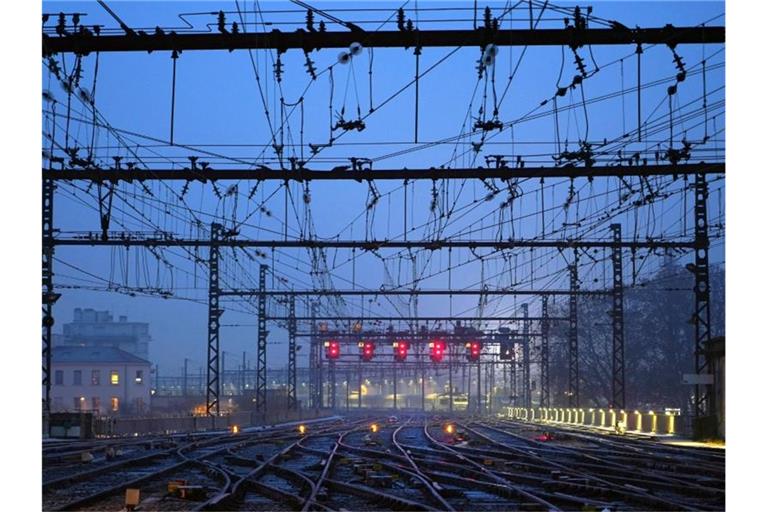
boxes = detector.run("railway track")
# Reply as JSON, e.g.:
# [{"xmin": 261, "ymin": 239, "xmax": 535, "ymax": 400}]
[{"xmin": 43, "ymin": 415, "xmax": 724, "ymax": 511}]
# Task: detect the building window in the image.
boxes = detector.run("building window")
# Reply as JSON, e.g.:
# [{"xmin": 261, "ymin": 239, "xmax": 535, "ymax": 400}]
[
  {"xmin": 92, "ymin": 396, "xmax": 100, "ymax": 411},
  {"xmin": 73, "ymin": 370, "xmax": 82, "ymax": 386},
  {"xmin": 111, "ymin": 397, "xmax": 119, "ymax": 412},
  {"xmin": 91, "ymin": 370, "xmax": 100, "ymax": 385},
  {"xmin": 110, "ymin": 371, "xmax": 119, "ymax": 385},
  {"xmin": 135, "ymin": 370, "xmax": 144, "ymax": 384},
  {"xmin": 54, "ymin": 370, "xmax": 63, "ymax": 385},
  {"xmin": 74, "ymin": 396, "xmax": 85, "ymax": 410}
]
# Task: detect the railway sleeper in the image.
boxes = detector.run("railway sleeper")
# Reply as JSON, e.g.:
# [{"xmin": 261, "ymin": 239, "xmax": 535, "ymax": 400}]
[
  {"xmin": 424, "ymin": 469, "xmax": 549, "ymax": 511},
  {"xmin": 320, "ymin": 478, "xmax": 438, "ymax": 511}
]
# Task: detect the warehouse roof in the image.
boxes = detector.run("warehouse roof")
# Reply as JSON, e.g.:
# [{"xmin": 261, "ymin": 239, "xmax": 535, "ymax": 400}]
[{"xmin": 52, "ymin": 346, "xmax": 150, "ymax": 365}]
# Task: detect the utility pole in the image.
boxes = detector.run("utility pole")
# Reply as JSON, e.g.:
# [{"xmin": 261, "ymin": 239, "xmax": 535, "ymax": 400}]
[
  {"xmin": 540, "ymin": 297, "xmax": 550, "ymax": 408},
  {"xmin": 611, "ymin": 224, "xmax": 626, "ymax": 409},
  {"xmin": 42, "ymin": 178, "xmax": 59, "ymax": 424},
  {"xmin": 476, "ymin": 359, "xmax": 482, "ymax": 415},
  {"xmin": 221, "ymin": 351, "xmax": 226, "ymax": 396},
  {"xmin": 448, "ymin": 342, "xmax": 454, "ymax": 413},
  {"xmin": 358, "ymin": 356, "xmax": 363, "ymax": 409},
  {"xmin": 256, "ymin": 265, "xmax": 268, "ymax": 414},
  {"xmin": 568, "ymin": 261, "xmax": 580, "ymax": 408},
  {"xmin": 329, "ymin": 358, "xmax": 336, "ymax": 409},
  {"xmin": 693, "ymin": 172, "xmax": 713, "ymax": 419},
  {"xmin": 522, "ymin": 303, "xmax": 531, "ymax": 409},
  {"xmin": 511, "ymin": 342, "xmax": 517, "ymax": 406},
  {"xmin": 287, "ymin": 296, "xmax": 298, "ymax": 410},
  {"xmin": 183, "ymin": 357, "xmax": 188, "ymax": 397},
  {"xmin": 206, "ymin": 223, "xmax": 223, "ymax": 416},
  {"xmin": 489, "ymin": 355, "xmax": 495, "ymax": 415},
  {"xmin": 309, "ymin": 302, "xmax": 319, "ymax": 409},
  {"xmin": 393, "ymin": 362, "xmax": 398, "ymax": 410},
  {"xmin": 241, "ymin": 351, "xmax": 246, "ymax": 395}
]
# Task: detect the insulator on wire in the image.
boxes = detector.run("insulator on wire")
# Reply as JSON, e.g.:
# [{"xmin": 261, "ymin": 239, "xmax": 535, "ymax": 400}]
[
  {"xmin": 306, "ymin": 9, "xmax": 315, "ymax": 32},
  {"xmin": 56, "ymin": 13, "xmax": 66, "ymax": 36},
  {"xmin": 304, "ymin": 52, "xmax": 317, "ymax": 79},
  {"xmin": 484, "ymin": 7, "xmax": 492, "ymax": 29},
  {"xmin": 179, "ymin": 181, "xmax": 191, "ymax": 199},
  {"xmin": 349, "ymin": 42, "xmax": 363, "ymax": 56}
]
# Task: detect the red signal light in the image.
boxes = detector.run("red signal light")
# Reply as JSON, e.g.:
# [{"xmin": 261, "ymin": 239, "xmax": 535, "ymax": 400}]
[
  {"xmin": 325, "ymin": 340, "xmax": 340, "ymax": 359},
  {"xmin": 430, "ymin": 340, "xmax": 446, "ymax": 362},
  {"xmin": 466, "ymin": 340, "xmax": 482, "ymax": 361},
  {"xmin": 361, "ymin": 340, "xmax": 375, "ymax": 361},
  {"xmin": 393, "ymin": 340, "xmax": 408, "ymax": 361}
]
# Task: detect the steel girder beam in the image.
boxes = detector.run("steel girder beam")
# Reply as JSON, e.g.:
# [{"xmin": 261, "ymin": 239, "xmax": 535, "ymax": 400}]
[
  {"xmin": 224, "ymin": 289, "xmax": 608, "ymax": 296},
  {"xmin": 568, "ymin": 262, "xmax": 580, "ymax": 408},
  {"xmin": 693, "ymin": 173, "xmax": 713, "ymax": 418},
  {"xmin": 206, "ymin": 223, "xmax": 223, "ymax": 416},
  {"xmin": 51, "ymin": 237, "xmax": 698, "ymax": 250},
  {"xmin": 41, "ymin": 162, "xmax": 725, "ymax": 182},
  {"xmin": 42, "ymin": 178, "xmax": 57, "ymax": 421},
  {"xmin": 611, "ymin": 224, "xmax": 626, "ymax": 409},
  {"xmin": 303, "ymin": 332, "xmax": 546, "ymax": 339},
  {"xmin": 266, "ymin": 315, "xmax": 564, "ymax": 321},
  {"xmin": 43, "ymin": 25, "xmax": 724, "ymax": 56},
  {"xmin": 287, "ymin": 296, "xmax": 298, "ymax": 410},
  {"xmin": 540, "ymin": 296, "xmax": 550, "ymax": 408},
  {"xmin": 256, "ymin": 265, "xmax": 268, "ymax": 413}
]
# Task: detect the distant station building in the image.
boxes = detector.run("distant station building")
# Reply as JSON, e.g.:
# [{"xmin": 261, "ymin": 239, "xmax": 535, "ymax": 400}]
[
  {"xmin": 59, "ymin": 308, "xmax": 151, "ymax": 361},
  {"xmin": 50, "ymin": 347, "xmax": 151, "ymax": 416}
]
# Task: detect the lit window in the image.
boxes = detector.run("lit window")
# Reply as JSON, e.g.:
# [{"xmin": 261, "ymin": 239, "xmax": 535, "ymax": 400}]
[
  {"xmin": 110, "ymin": 371, "xmax": 119, "ymax": 385},
  {"xmin": 73, "ymin": 370, "xmax": 82, "ymax": 386},
  {"xmin": 54, "ymin": 370, "xmax": 63, "ymax": 385},
  {"xmin": 111, "ymin": 397, "xmax": 119, "ymax": 412},
  {"xmin": 91, "ymin": 370, "xmax": 100, "ymax": 385},
  {"xmin": 135, "ymin": 370, "xmax": 143, "ymax": 384}
]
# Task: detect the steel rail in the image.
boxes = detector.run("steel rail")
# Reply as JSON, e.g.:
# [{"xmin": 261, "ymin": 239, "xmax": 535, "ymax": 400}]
[
  {"xmin": 339, "ymin": 421, "xmax": 455, "ymax": 511},
  {"xmin": 421, "ymin": 422, "xmax": 562, "ymax": 510},
  {"xmin": 460, "ymin": 422, "xmax": 702, "ymax": 511},
  {"xmin": 48, "ymin": 435, "xmax": 239, "ymax": 511}
]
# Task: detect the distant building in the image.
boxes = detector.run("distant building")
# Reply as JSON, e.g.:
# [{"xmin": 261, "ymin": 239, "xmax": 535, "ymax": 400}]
[
  {"xmin": 51, "ymin": 347, "xmax": 151, "ymax": 416},
  {"xmin": 60, "ymin": 308, "xmax": 151, "ymax": 361}
]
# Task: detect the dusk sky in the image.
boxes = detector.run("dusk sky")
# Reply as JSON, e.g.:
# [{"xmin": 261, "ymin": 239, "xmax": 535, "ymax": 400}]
[{"xmin": 43, "ymin": 1, "xmax": 725, "ymax": 376}]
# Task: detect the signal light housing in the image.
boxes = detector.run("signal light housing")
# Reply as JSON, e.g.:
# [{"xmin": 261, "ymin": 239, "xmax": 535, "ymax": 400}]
[
  {"xmin": 429, "ymin": 340, "xmax": 446, "ymax": 362},
  {"xmin": 359, "ymin": 340, "xmax": 375, "ymax": 361},
  {"xmin": 325, "ymin": 340, "xmax": 340, "ymax": 359},
  {"xmin": 466, "ymin": 340, "xmax": 482, "ymax": 361},
  {"xmin": 393, "ymin": 340, "xmax": 408, "ymax": 361}
]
